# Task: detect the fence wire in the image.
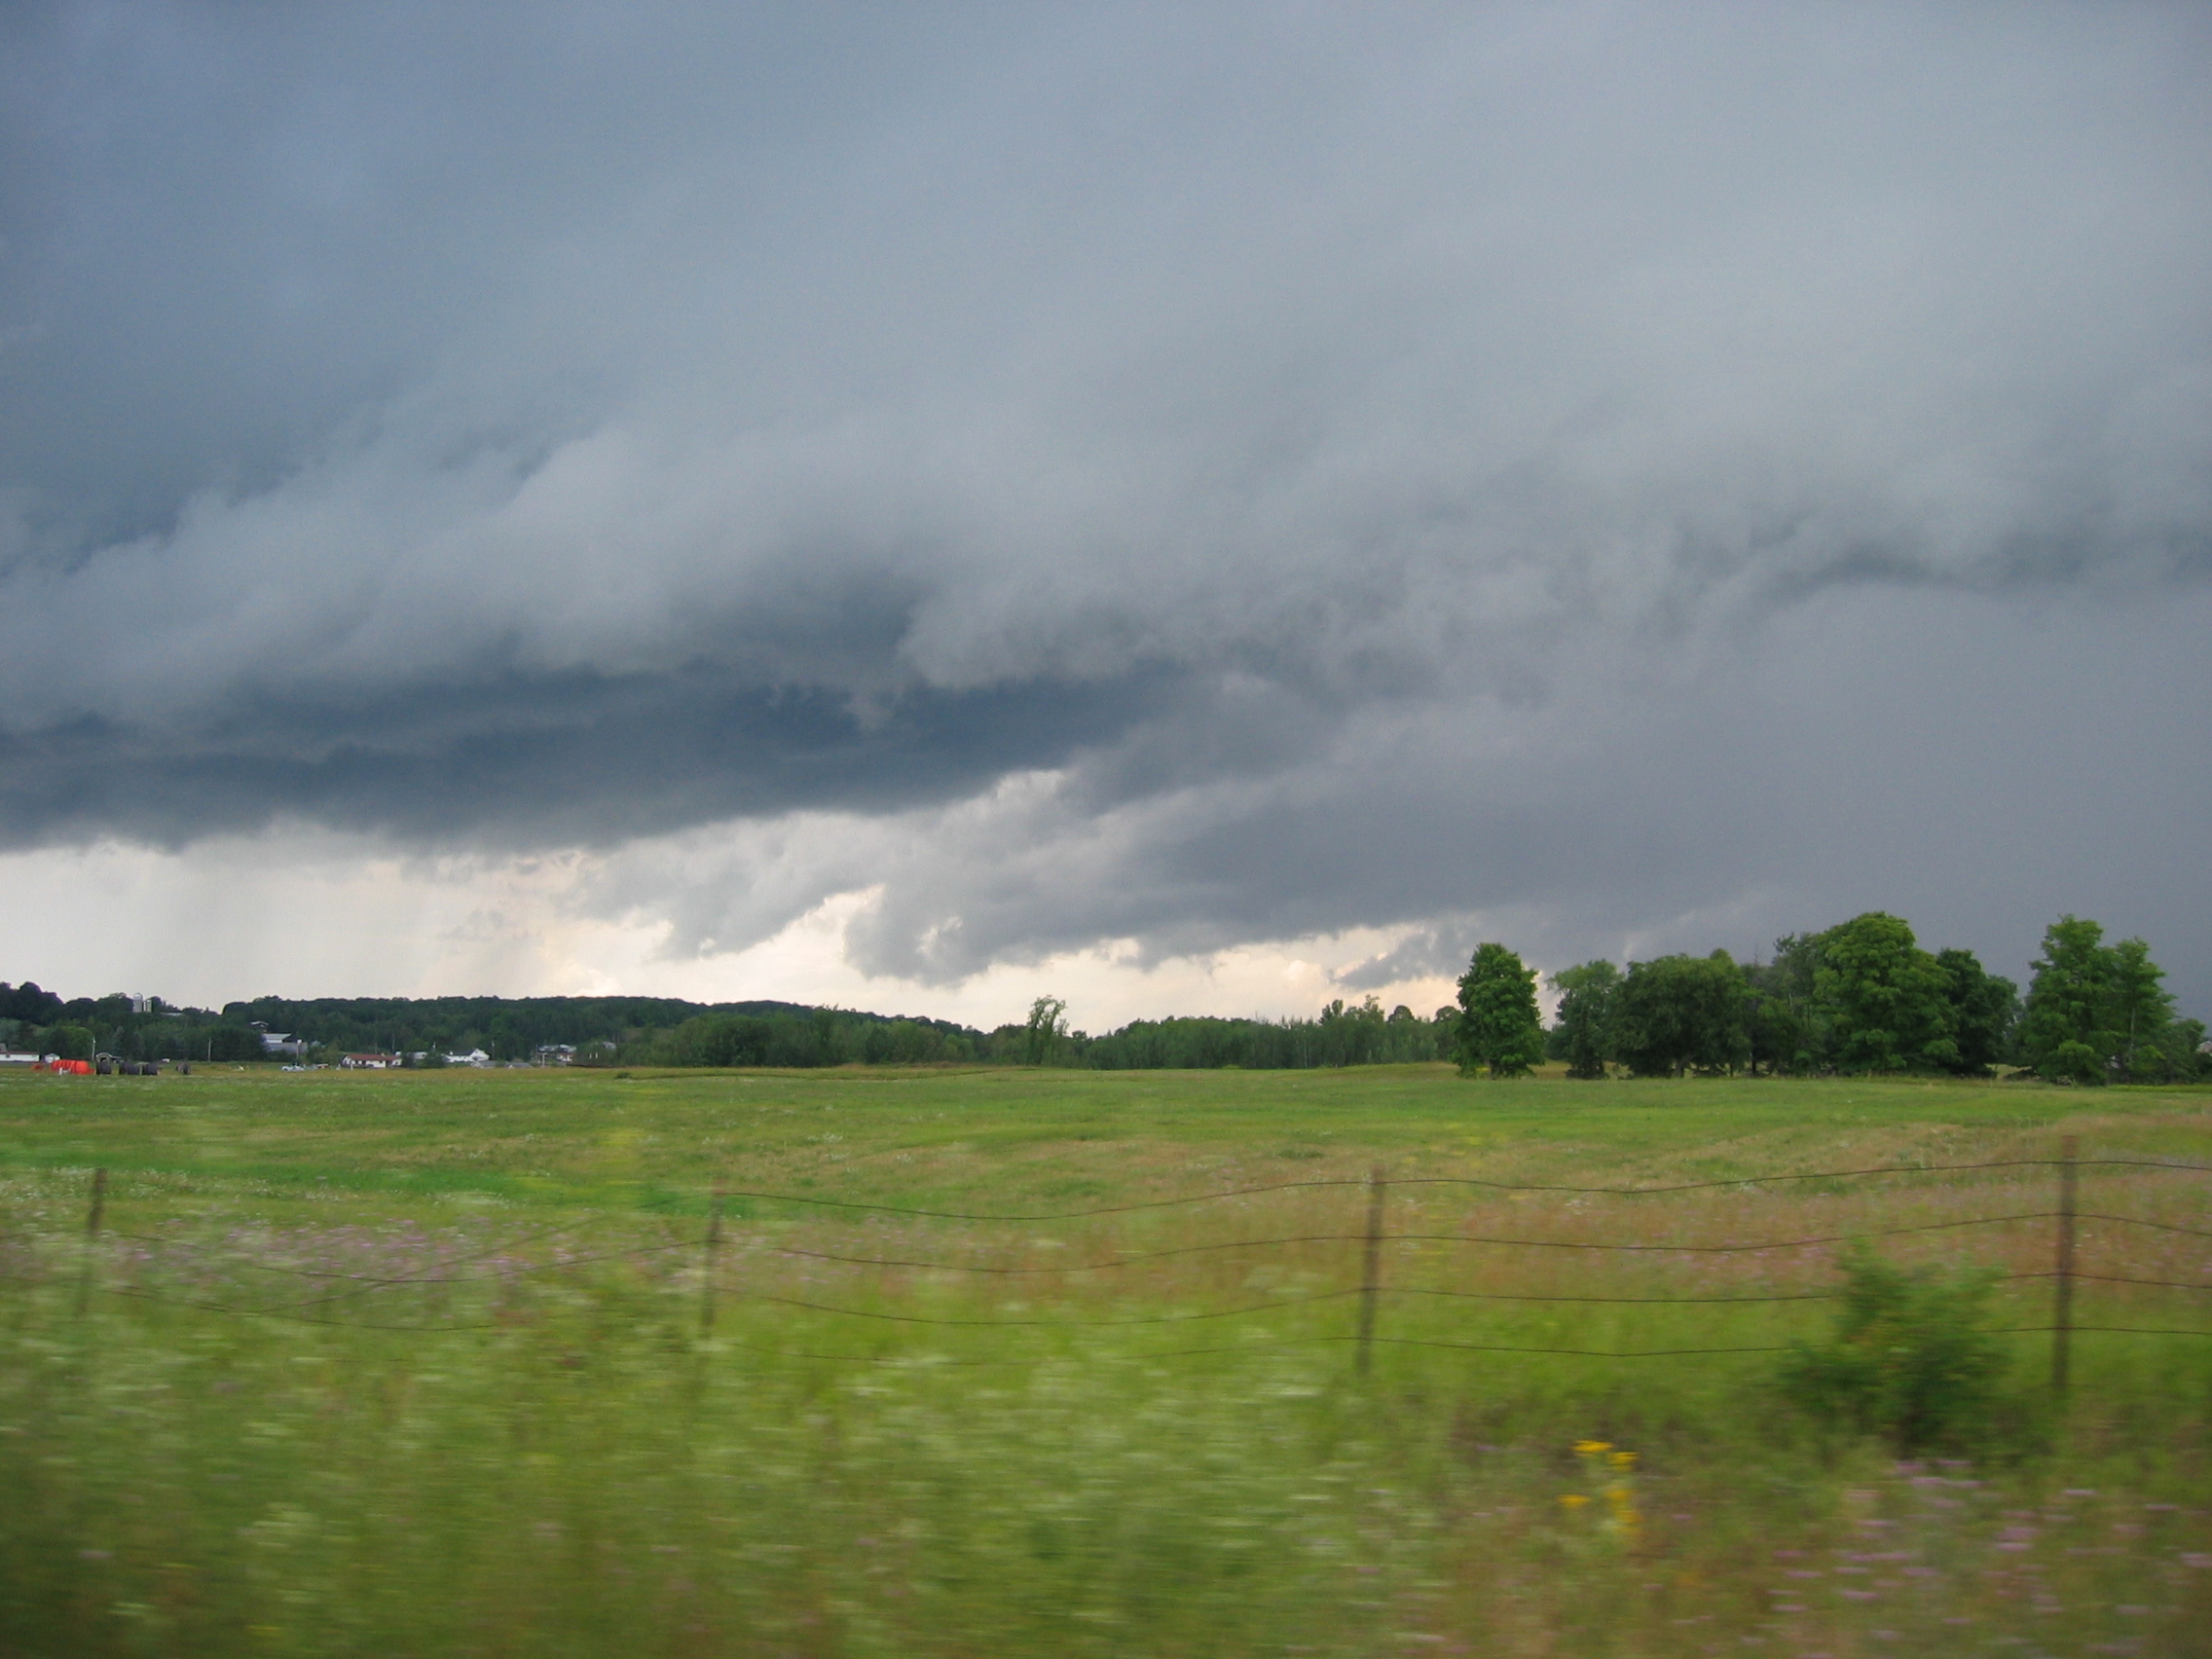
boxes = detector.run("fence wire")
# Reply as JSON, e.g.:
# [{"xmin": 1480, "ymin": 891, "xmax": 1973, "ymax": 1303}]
[
  {"xmin": 7, "ymin": 1151, "xmax": 2208, "ymax": 1363},
  {"xmin": 78, "ymin": 1202, "xmax": 2203, "ymax": 1283},
  {"xmin": 708, "ymin": 1157, "xmax": 2211, "ymax": 1220}
]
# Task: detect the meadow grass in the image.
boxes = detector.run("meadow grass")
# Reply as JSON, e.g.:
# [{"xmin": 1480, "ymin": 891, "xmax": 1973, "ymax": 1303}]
[{"xmin": 3, "ymin": 1064, "xmax": 2209, "ymax": 1656}]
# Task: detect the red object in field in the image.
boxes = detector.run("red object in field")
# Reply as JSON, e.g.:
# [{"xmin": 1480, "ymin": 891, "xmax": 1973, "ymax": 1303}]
[{"xmin": 37, "ymin": 1059, "xmax": 93, "ymax": 1075}]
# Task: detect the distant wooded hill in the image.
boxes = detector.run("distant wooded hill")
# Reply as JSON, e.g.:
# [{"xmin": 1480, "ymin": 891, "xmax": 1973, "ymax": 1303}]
[
  {"xmin": 0, "ymin": 981, "xmax": 1450, "ymax": 1070},
  {"xmin": 218, "ymin": 994, "xmax": 980, "ymax": 1065}
]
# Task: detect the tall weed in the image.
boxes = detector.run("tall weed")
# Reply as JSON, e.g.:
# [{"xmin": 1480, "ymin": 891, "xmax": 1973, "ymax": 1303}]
[{"xmin": 1780, "ymin": 1247, "xmax": 2009, "ymax": 1454}]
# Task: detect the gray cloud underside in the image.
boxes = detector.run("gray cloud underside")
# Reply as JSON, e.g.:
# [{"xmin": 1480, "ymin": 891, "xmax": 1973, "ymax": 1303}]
[
  {"xmin": 0, "ymin": 665, "xmax": 1187, "ymax": 847},
  {"xmin": 5, "ymin": 4, "xmax": 2211, "ymax": 1000},
  {"xmin": 578, "ymin": 583, "xmax": 2212, "ymax": 1009}
]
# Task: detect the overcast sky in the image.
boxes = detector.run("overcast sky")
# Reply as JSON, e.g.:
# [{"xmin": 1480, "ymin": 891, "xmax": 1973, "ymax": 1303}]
[{"xmin": 4, "ymin": 2, "xmax": 2208, "ymax": 1029}]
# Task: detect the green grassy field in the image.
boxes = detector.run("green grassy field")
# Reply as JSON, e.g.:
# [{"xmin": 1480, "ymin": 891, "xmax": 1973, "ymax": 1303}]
[{"xmin": 3, "ymin": 1063, "xmax": 2209, "ymax": 1657}]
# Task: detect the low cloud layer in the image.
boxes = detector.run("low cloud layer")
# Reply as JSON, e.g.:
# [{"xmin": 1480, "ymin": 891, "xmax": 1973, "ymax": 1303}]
[{"xmin": 5, "ymin": 4, "xmax": 2209, "ymax": 1011}]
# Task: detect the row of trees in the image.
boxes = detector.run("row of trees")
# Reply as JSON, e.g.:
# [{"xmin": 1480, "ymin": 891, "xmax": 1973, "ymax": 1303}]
[
  {"xmin": 644, "ymin": 1008, "xmax": 984, "ymax": 1068},
  {"xmin": 644, "ymin": 996, "xmax": 1456, "ymax": 1070},
  {"xmin": 0, "ymin": 987, "xmax": 988, "ymax": 1068},
  {"xmin": 218, "ymin": 994, "xmax": 846, "ymax": 1065},
  {"xmin": 0, "ymin": 986, "xmax": 269, "ymax": 1064},
  {"xmin": 1068, "ymin": 999, "xmax": 1450, "ymax": 1070},
  {"xmin": 3, "ymin": 977, "xmax": 1467, "ymax": 1073},
  {"xmin": 3, "ymin": 978, "xmax": 1458, "ymax": 1072},
  {"xmin": 1453, "ymin": 913, "xmax": 2206, "ymax": 1084},
  {"xmin": 10, "ymin": 913, "xmax": 2200, "ymax": 1081}
]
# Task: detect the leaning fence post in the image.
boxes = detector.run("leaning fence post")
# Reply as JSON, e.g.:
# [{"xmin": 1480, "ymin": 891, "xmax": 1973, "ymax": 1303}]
[
  {"xmin": 75, "ymin": 1167, "xmax": 108, "ymax": 1316},
  {"xmin": 2052, "ymin": 1135, "xmax": 2078, "ymax": 1396},
  {"xmin": 699, "ymin": 1185, "xmax": 725, "ymax": 1336},
  {"xmin": 1356, "ymin": 1163, "xmax": 1386, "ymax": 1376}
]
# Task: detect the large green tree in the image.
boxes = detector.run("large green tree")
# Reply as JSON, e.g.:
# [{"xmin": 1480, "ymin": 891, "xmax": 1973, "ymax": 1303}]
[
  {"xmin": 1612, "ymin": 952, "xmax": 1750, "ymax": 1078},
  {"xmin": 1454, "ymin": 943, "xmax": 1546, "ymax": 1079},
  {"xmin": 2017, "ymin": 917, "xmax": 2187, "ymax": 1084},
  {"xmin": 1932, "ymin": 948, "xmax": 2018, "ymax": 1077},
  {"xmin": 2016, "ymin": 916, "xmax": 2121, "ymax": 1084},
  {"xmin": 2163, "ymin": 1017, "xmax": 2212, "ymax": 1084},
  {"xmin": 2105, "ymin": 938, "xmax": 2178, "ymax": 1081},
  {"xmin": 1813, "ymin": 912, "xmax": 1957, "ymax": 1073},
  {"xmin": 1745, "ymin": 934, "xmax": 1821, "ymax": 1075},
  {"xmin": 1549, "ymin": 960, "xmax": 1620, "ymax": 1079}
]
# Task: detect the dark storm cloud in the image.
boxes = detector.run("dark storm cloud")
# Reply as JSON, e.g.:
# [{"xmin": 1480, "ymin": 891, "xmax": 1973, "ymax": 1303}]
[
  {"xmin": 5, "ymin": 4, "xmax": 2211, "ymax": 1000},
  {"xmin": 645, "ymin": 586, "xmax": 2206, "ymax": 1001},
  {"xmin": 0, "ymin": 663, "xmax": 1189, "ymax": 847}
]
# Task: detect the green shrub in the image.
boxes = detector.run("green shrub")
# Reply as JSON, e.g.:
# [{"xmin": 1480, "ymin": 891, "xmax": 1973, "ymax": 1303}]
[{"xmin": 1780, "ymin": 1247, "xmax": 2008, "ymax": 1454}]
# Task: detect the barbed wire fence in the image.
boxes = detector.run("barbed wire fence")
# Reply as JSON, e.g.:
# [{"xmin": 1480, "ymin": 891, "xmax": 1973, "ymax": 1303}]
[{"xmin": 15, "ymin": 1140, "xmax": 2212, "ymax": 1382}]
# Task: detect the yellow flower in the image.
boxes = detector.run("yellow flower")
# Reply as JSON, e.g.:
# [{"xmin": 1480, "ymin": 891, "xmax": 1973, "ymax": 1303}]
[
  {"xmin": 1607, "ymin": 1451, "xmax": 1638, "ymax": 1470},
  {"xmin": 1558, "ymin": 1493, "xmax": 1592, "ymax": 1510},
  {"xmin": 1572, "ymin": 1440, "xmax": 1612, "ymax": 1456}
]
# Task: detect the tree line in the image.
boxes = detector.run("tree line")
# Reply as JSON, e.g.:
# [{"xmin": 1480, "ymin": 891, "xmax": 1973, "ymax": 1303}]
[
  {"xmin": 212, "ymin": 993, "xmax": 977, "ymax": 1067},
  {"xmin": 1452, "ymin": 912, "xmax": 2207, "ymax": 1085},
  {"xmin": 7, "ymin": 910, "xmax": 2201, "ymax": 1081},
  {"xmin": 0, "ymin": 988, "xmax": 984, "ymax": 1068},
  {"xmin": 1037, "ymin": 998, "xmax": 1453, "ymax": 1070},
  {"xmin": 1, "ymin": 979, "xmax": 1457, "ymax": 1072},
  {"xmin": 0, "ymin": 985, "xmax": 268, "ymax": 1065},
  {"xmin": 642, "ymin": 995, "xmax": 1454, "ymax": 1070}
]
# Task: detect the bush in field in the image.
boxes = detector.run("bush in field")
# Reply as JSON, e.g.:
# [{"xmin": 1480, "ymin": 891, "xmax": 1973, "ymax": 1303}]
[{"xmin": 1781, "ymin": 1248, "xmax": 2008, "ymax": 1455}]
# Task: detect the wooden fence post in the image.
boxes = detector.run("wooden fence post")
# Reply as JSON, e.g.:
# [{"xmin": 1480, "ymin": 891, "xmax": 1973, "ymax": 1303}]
[
  {"xmin": 2052, "ymin": 1135, "xmax": 2078, "ymax": 1396},
  {"xmin": 1356, "ymin": 1164, "xmax": 1386, "ymax": 1376},
  {"xmin": 699, "ymin": 1185, "xmax": 725, "ymax": 1336},
  {"xmin": 75, "ymin": 1167, "xmax": 107, "ymax": 1316}
]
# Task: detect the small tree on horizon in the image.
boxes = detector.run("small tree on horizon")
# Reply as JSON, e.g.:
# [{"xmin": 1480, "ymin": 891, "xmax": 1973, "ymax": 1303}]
[
  {"xmin": 1454, "ymin": 943, "xmax": 1546, "ymax": 1079},
  {"xmin": 1022, "ymin": 996, "xmax": 1069, "ymax": 1067}
]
